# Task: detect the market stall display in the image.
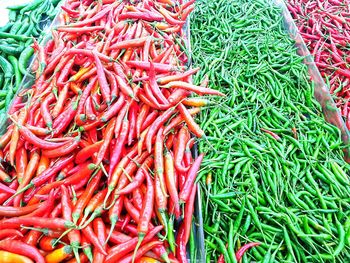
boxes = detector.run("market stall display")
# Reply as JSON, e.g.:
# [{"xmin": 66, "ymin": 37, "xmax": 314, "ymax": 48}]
[{"xmin": 0, "ymin": 0, "xmax": 349, "ymax": 262}]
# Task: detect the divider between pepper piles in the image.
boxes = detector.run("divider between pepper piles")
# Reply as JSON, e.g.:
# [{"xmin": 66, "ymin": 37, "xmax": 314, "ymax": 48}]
[{"xmin": 0, "ymin": 0, "xmax": 216, "ymax": 262}]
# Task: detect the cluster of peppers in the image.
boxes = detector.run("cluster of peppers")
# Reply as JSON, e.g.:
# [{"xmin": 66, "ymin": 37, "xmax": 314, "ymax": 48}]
[
  {"xmin": 0, "ymin": 0, "xmax": 61, "ymax": 125},
  {"xmin": 0, "ymin": 0, "xmax": 221, "ymax": 262},
  {"xmin": 191, "ymin": 0, "xmax": 350, "ymax": 262},
  {"xmin": 287, "ymin": 0, "xmax": 350, "ymax": 129}
]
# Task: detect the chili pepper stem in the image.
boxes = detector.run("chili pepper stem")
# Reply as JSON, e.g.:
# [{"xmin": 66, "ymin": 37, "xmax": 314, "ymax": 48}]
[
  {"xmin": 132, "ymin": 234, "xmax": 145, "ymax": 263},
  {"xmin": 104, "ymin": 215, "xmax": 118, "ymax": 245},
  {"xmin": 167, "ymin": 216, "xmax": 176, "ymax": 253},
  {"xmin": 72, "ymin": 245, "xmax": 80, "ymax": 263},
  {"xmin": 5, "ymin": 183, "xmax": 33, "ymax": 204},
  {"xmin": 103, "ymin": 188, "xmax": 116, "ymax": 210},
  {"xmin": 79, "ymin": 209, "xmax": 101, "ymax": 229},
  {"xmin": 159, "ymin": 210, "xmax": 169, "ymax": 241},
  {"xmin": 52, "ymin": 228, "xmax": 72, "ymax": 247}
]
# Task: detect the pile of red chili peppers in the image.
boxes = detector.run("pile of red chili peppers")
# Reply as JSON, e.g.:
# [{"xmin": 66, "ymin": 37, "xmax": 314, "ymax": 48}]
[
  {"xmin": 0, "ymin": 0, "xmax": 225, "ymax": 262},
  {"xmin": 287, "ymin": 0, "xmax": 350, "ymax": 129}
]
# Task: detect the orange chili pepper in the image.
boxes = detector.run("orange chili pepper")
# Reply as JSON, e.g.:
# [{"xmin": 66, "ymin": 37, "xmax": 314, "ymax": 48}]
[
  {"xmin": 36, "ymin": 155, "xmax": 50, "ymax": 176},
  {"xmin": 0, "ymin": 250, "xmax": 34, "ymax": 263},
  {"xmin": 9, "ymin": 108, "xmax": 28, "ymax": 165},
  {"xmin": 45, "ymin": 246, "xmax": 72, "ymax": 263}
]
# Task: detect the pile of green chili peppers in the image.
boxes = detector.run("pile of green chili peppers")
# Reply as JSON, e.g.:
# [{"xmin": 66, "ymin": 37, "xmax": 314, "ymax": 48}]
[
  {"xmin": 191, "ymin": 0, "xmax": 350, "ymax": 262},
  {"xmin": 0, "ymin": 0, "xmax": 61, "ymax": 123}
]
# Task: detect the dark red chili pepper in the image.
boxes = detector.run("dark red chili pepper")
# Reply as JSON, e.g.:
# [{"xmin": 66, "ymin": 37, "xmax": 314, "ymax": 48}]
[{"xmin": 175, "ymin": 224, "xmax": 187, "ymax": 263}]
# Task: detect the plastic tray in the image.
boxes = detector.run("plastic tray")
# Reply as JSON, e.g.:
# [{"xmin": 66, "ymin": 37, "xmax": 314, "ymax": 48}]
[{"xmin": 275, "ymin": 0, "xmax": 350, "ymax": 162}]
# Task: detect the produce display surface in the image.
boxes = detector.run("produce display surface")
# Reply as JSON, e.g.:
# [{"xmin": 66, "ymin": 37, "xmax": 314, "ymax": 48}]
[{"xmin": 0, "ymin": 0, "xmax": 349, "ymax": 262}]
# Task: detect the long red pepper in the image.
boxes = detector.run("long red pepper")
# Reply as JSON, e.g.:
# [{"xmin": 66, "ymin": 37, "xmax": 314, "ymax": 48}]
[
  {"xmin": 134, "ymin": 171, "xmax": 155, "ymax": 261},
  {"xmin": 179, "ymin": 153, "xmax": 204, "ymax": 203},
  {"xmin": 105, "ymin": 226, "xmax": 163, "ymax": 263},
  {"xmin": 61, "ymin": 185, "xmax": 81, "ymax": 262},
  {"xmin": 0, "ymin": 240, "xmax": 45, "ymax": 263}
]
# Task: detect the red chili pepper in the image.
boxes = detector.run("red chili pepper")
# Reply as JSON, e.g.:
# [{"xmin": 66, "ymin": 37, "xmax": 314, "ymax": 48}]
[
  {"xmin": 95, "ymin": 117, "xmax": 116, "ymax": 166},
  {"xmin": 81, "ymin": 188, "xmax": 107, "ymax": 226},
  {"xmin": 107, "ymin": 228, "xmax": 132, "ymax": 244},
  {"xmin": 117, "ymin": 156, "xmax": 153, "ymax": 195},
  {"xmin": 0, "ymin": 217, "xmax": 75, "ymax": 230},
  {"xmin": 15, "ymin": 147, "xmax": 27, "ymax": 185},
  {"xmin": 0, "ymin": 240, "xmax": 45, "ymax": 263},
  {"xmin": 179, "ymin": 153, "xmax": 204, "ymax": 203},
  {"xmin": 105, "ymin": 225, "xmax": 163, "ymax": 263},
  {"xmin": 126, "ymin": 61, "xmax": 186, "ymax": 73},
  {"xmin": 174, "ymin": 126, "xmax": 190, "ymax": 173},
  {"xmin": 92, "ymin": 218, "xmax": 107, "ymax": 262},
  {"xmin": 149, "ymin": 61, "xmax": 169, "ymax": 105},
  {"xmin": 105, "ymin": 195, "xmax": 124, "ymax": 244},
  {"xmin": 133, "ymin": 171, "xmax": 155, "ymax": 260},
  {"xmin": 75, "ymin": 140, "xmax": 104, "ymax": 164},
  {"xmin": 183, "ymin": 183, "xmax": 197, "ymax": 245},
  {"xmin": 119, "ymin": 11, "xmax": 164, "ymax": 22},
  {"xmin": 128, "ymin": 101, "xmax": 138, "ymax": 145},
  {"xmin": 81, "ymin": 224, "xmax": 107, "ymax": 256},
  {"xmin": 42, "ymin": 136, "xmax": 80, "ymax": 159},
  {"xmin": 136, "ymin": 104, "xmax": 150, "ymax": 138},
  {"xmin": 175, "ymin": 224, "xmax": 187, "ymax": 263},
  {"xmin": 115, "ymin": 75, "xmax": 136, "ymax": 100},
  {"xmin": 119, "ymin": 241, "xmax": 163, "ymax": 263},
  {"xmin": 146, "ymin": 107, "xmax": 176, "ymax": 153},
  {"xmin": 100, "ymin": 94, "xmax": 126, "ymax": 122},
  {"xmin": 72, "ymin": 170, "xmax": 102, "ymax": 224},
  {"xmin": 164, "ymin": 148, "xmax": 181, "ymax": 218},
  {"xmin": 235, "ymin": 242, "xmax": 260, "ymax": 261},
  {"xmin": 9, "ymin": 109, "xmax": 27, "ymax": 165},
  {"xmin": 16, "ymin": 123, "xmax": 70, "ymax": 149},
  {"xmin": 60, "ymin": 185, "xmax": 81, "ymax": 261},
  {"xmin": 93, "ymin": 51, "xmax": 111, "ymax": 105},
  {"xmin": 57, "ymin": 25, "xmax": 105, "ymax": 33},
  {"xmin": 162, "ymin": 81, "xmax": 225, "ymax": 96},
  {"xmin": 0, "ymin": 229, "xmax": 23, "ymax": 239},
  {"xmin": 23, "ymin": 191, "xmax": 56, "ymax": 217},
  {"xmin": 76, "ymin": 76, "xmax": 98, "ymax": 118}
]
